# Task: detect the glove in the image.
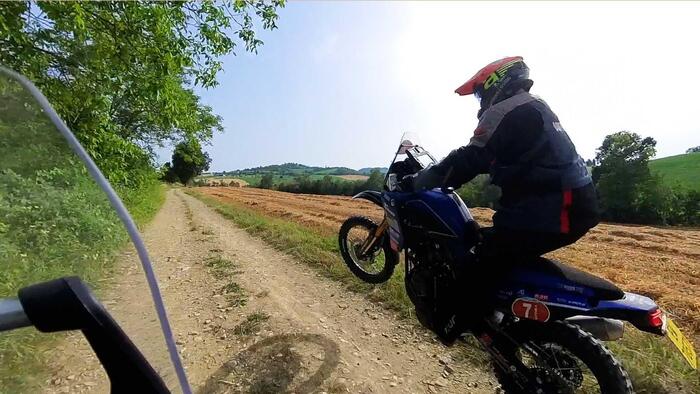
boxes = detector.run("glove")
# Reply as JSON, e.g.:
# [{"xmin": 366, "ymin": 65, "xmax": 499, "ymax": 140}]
[{"xmin": 398, "ymin": 174, "xmax": 415, "ymax": 192}]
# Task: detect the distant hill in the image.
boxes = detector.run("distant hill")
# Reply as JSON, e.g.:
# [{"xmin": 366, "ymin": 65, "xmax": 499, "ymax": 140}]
[
  {"xmin": 650, "ymin": 152, "xmax": 700, "ymax": 191},
  {"xmin": 215, "ymin": 163, "xmax": 358, "ymax": 177},
  {"xmin": 215, "ymin": 163, "xmax": 388, "ymax": 177}
]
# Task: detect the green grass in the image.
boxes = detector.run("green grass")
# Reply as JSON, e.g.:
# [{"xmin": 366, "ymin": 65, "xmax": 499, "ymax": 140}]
[
  {"xmin": 650, "ymin": 152, "xmax": 700, "ymax": 191},
  {"xmin": 187, "ymin": 189, "xmax": 699, "ymax": 393},
  {"xmin": 119, "ymin": 181, "xmax": 167, "ymax": 228},
  {"xmin": 0, "ymin": 177, "xmax": 166, "ymax": 393},
  {"xmin": 203, "ymin": 254, "xmax": 249, "ymax": 308},
  {"xmin": 204, "ymin": 255, "xmax": 236, "ymax": 278},
  {"xmin": 232, "ymin": 311, "xmax": 270, "ymax": 336}
]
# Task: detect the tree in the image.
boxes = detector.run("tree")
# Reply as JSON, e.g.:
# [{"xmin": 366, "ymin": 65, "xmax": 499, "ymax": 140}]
[
  {"xmin": 159, "ymin": 162, "xmax": 179, "ymax": 184},
  {"xmin": 457, "ymin": 175, "xmax": 501, "ymax": 208},
  {"xmin": 0, "ymin": 1, "xmax": 284, "ymax": 187},
  {"xmin": 592, "ymin": 131, "xmax": 666, "ymax": 223},
  {"xmin": 259, "ymin": 173, "xmax": 274, "ymax": 189},
  {"xmin": 362, "ymin": 169, "xmax": 384, "ymax": 191},
  {"xmin": 171, "ymin": 139, "xmax": 211, "ymax": 185},
  {"xmin": 687, "ymin": 146, "xmax": 700, "ymax": 154}
]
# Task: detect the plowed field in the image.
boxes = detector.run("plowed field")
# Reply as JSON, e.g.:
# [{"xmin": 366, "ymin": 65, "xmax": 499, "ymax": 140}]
[{"xmin": 198, "ymin": 186, "xmax": 700, "ymax": 339}]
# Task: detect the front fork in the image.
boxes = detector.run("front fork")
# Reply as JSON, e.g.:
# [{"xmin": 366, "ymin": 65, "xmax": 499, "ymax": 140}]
[{"xmin": 358, "ymin": 218, "xmax": 389, "ymax": 257}]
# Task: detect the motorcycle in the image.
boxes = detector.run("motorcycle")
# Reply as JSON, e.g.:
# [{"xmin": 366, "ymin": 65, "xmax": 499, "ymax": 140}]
[
  {"xmin": 0, "ymin": 68, "xmax": 190, "ymax": 392},
  {"xmin": 338, "ymin": 133, "xmax": 697, "ymax": 393}
]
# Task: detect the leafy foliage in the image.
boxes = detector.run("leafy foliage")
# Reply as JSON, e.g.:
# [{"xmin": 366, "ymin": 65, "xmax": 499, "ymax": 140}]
[
  {"xmin": 0, "ymin": 0, "xmax": 284, "ymax": 187},
  {"xmin": 169, "ymin": 139, "xmax": 211, "ymax": 185},
  {"xmin": 259, "ymin": 173, "xmax": 274, "ymax": 189},
  {"xmin": 592, "ymin": 132, "xmax": 658, "ymax": 222},
  {"xmin": 591, "ymin": 131, "xmax": 699, "ymax": 225},
  {"xmin": 687, "ymin": 146, "xmax": 700, "ymax": 154},
  {"xmin": 456, "ymin": 175, "xmax": 501, "ymax": 209},
  {"xmin": 0, "ymin": 77, "xmax": 157, "ymax": 391}
]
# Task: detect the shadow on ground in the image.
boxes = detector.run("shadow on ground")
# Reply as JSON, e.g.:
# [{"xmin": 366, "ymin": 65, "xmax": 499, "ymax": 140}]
[{"xmin": 198, "ymin": 333, "xmax": 340, "ymax": 394}]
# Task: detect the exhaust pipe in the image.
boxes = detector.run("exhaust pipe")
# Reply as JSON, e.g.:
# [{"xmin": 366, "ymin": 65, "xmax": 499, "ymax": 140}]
[{"xmin": 566, "ymin": 316, "xmax": 624, "ymax": 341}]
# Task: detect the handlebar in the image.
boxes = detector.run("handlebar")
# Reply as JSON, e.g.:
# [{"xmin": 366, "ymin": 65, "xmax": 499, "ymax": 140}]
[{"xmin": 0, "ymin": 298, "xmax": 31, "ymax": 332}]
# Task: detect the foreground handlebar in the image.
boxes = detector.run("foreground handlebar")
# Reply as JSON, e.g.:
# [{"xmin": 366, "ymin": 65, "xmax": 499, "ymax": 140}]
[{"xmin": 0, "ymin": 298, "xmax": 31, "ymax": 332}]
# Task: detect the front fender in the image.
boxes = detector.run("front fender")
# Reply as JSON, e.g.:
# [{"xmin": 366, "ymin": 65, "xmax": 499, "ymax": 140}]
[{"xmin": 352, "ymin": 190, "xmax": 383, "ymax": 207}]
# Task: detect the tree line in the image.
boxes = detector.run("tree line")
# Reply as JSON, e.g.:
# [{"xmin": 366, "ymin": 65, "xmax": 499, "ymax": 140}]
[{"xmin": 257, "ymin": 170, "xmax": 385, "ymax": 196}]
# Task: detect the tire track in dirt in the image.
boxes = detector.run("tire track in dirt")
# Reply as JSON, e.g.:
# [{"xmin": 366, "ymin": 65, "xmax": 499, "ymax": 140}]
[{"xmin": 42, "ymin": 189, "xmax": 497, "ymax": 393}]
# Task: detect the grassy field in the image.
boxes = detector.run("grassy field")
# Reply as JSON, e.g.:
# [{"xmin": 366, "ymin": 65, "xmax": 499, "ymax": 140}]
[
  {"xmin": 188, "ymin": 188, "xmax": 699, "ymax": 393},
  {"xmin": 650, "ymin": 152, "xmax": 700, "ymax": 191}
]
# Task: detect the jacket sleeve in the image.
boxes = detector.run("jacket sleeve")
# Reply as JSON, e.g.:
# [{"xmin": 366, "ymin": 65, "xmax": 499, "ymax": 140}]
[{"xmin": 413, "ymin": 144, "xmax": 493, "ymax": 190}]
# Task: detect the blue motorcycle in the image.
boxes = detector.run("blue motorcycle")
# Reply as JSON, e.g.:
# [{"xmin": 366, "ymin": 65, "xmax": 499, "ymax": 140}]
[{"xmin": 339, "ymin": 134, "xmax": 694, "ymax": 393}]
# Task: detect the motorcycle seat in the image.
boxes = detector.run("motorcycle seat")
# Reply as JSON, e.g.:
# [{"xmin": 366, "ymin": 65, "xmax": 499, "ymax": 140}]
[{"xmin": 519, "ymin": 258, "xmax": 625, "ymax": 301}]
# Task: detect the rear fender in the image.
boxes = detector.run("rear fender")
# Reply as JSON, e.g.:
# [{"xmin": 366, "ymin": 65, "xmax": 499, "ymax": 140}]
[
  {"xmin": 353, "ymin": 190, "xmax": 383, "ymax": 207},
  {"xmin": 585, "ymin": 292, "xmax": 666, "ymax": 336}
]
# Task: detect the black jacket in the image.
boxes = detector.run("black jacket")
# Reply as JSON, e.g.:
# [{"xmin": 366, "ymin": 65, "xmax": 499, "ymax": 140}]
[{"xmin": 414, "ymin": 92, "xmax": 599, "ymax": 234}]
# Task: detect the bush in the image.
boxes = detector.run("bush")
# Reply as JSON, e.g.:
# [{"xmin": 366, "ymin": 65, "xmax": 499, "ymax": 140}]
[{"xmin": 456, "ymin": 175, "xmax": 501, "ymax": 209}]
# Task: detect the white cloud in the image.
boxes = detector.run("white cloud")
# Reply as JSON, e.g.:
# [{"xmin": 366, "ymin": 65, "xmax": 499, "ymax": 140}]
[{"xmin": 392, "ymin": 1, "xmax": 700, "ymax": 160}]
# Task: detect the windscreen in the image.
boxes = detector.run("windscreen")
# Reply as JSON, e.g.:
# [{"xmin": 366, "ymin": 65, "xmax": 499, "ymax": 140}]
[
  {"xmin": 397, "ymin": 131, "xmax": 422, "ymax": 154},
  {"xmin": 412, "ymin": 148, "xmax": 437, "ymax": 169},
  {"xmin": 0, "ymin": 69, "xmax": 188, "ymax": 393}
]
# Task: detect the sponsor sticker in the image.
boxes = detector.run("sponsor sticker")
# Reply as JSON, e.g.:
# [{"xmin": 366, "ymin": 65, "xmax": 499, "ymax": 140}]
[{"xmin": 511, "ymin": 298, "xmax": 550, "ymax": 322}]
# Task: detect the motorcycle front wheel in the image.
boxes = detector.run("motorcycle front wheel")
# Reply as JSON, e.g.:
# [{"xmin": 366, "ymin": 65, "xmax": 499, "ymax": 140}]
[
  {"xmin": 492, "ymin": 320, "xmax": 633, "ymax": 394},
  {"xmin": 338, "ymin": 216, "xmax": 398, "ymax": 284}
]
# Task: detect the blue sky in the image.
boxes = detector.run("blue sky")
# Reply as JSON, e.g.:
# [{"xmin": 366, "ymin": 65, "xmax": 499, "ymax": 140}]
[{"xmin": 159, "ymin": 1, "xmax": 700, "ymax": 172}]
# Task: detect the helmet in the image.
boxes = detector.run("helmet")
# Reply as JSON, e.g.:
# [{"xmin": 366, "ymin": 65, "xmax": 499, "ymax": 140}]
[{"xmin": 455, "ymin": 56, "xmax": 533, "ymax": 112}]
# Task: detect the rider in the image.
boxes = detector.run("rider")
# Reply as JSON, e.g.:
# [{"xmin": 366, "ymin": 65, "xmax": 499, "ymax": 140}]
[{"xmin": 408, "ymin": 56, "xmax": 599, "ymax": 332}]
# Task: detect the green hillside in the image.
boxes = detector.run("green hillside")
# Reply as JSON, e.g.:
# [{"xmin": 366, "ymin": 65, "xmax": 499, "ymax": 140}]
[
  {"xmin": 219, "ymin": 162, "xmax": 361, "ymax": 177},
  {"xmin": 650, "ymin": 152, "xmax": 700, "ymax": 191}
]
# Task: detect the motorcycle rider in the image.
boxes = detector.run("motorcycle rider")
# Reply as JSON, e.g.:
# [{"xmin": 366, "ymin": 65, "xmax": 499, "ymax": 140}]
[{"xmin": 407, "ymin": 56, "xmax": 599, "ymax": 339}]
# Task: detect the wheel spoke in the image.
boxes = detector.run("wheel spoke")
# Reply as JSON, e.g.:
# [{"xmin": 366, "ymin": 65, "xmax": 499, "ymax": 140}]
[
  {"xmin": 345, "ymin": 223, "xmax": 386, "ymax": 275},
  {"xmin": 512, "ymin": 341, "xmax": 599, "ymax": 393}
]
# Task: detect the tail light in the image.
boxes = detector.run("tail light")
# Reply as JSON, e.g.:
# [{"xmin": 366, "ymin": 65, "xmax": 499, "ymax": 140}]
[{"xmin": 647, "ymin": 308, "xmax": 667, "ymax": 334}]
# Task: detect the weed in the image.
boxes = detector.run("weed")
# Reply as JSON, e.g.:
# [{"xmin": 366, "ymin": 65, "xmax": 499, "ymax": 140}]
[
  {"xmin": 232, "ymin": 311, "xmax": 270, "ymax": 336},
  {"xmin": 205, "ymin": 256, "xmax": 235, "ymax": 279},
  {"xmin": 201, "ymin": 228, "xmax": 214, "ymax": 235},
  {"xmin": 221, "ymin": 282, "xmax": 248, "ymax": 307}
]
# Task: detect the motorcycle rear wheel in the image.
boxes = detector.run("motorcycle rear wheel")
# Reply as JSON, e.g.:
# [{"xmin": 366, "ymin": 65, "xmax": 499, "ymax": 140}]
[
  {"xmin": 492, "ymin": 320, "xmax": 633, "ymax": 394},
  {"xmin": 338, "ymin": 216, "xmax": 398, "ymax": 284}
]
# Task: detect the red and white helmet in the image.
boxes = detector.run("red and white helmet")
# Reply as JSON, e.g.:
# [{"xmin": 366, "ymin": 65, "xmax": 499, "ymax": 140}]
[{"xmin": 455, "ymin": 56, "xmax": 532, "ymax": 110}]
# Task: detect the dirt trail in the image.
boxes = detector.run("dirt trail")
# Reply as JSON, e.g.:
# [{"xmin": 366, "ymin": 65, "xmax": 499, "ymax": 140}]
[{"xmin": 42, "ymin": 189, "xmax": 495, "ymax": 393}]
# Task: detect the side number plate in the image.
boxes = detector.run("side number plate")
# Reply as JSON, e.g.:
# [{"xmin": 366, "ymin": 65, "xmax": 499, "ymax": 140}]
[{"xmin": 511, "ymin": 298, "xmax": 550, "ymax": 322}]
